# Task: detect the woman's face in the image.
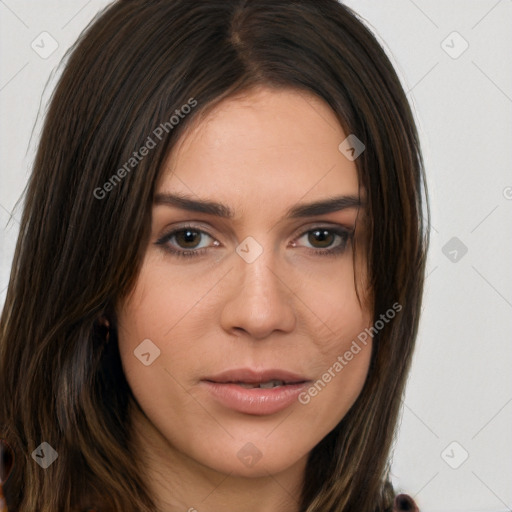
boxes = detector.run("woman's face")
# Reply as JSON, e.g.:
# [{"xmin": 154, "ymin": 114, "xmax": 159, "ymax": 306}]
[{"xmin": 116, "ymin": 86, "xmax": 373, "ymax": 480}]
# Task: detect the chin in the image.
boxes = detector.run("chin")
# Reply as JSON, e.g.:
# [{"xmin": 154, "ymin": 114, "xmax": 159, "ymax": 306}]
[{"xmin": 186, "ymin": 433, "xmax": 312, "ymax": 479}]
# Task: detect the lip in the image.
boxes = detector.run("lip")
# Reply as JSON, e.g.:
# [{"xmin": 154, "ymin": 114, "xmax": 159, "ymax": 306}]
[
  {"xmin": 204, "ymin": 368, "xmax": 309, "ymax": 384},
  {"xmin": 201, "ymin": 368, "xmax": 311, "ymax": 415}
]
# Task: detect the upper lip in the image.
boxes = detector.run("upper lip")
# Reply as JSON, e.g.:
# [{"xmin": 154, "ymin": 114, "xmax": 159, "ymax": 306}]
[{"xmin": 203, "ymin": 368, "xmax": 310, "ymax": 384}]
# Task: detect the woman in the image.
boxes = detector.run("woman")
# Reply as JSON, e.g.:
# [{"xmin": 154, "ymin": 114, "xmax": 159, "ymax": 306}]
[{"xmin": 0, "ymin": 0, "xmax": 428, "ymax": 510}]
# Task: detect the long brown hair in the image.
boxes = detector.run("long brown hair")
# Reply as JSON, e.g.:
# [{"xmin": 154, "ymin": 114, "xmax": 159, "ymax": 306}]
[{"xmin": 0, "ymin": 1, "xmax": 428, "ymax": 510}]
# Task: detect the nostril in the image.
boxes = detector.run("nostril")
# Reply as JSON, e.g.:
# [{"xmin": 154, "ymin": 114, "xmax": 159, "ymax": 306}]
[{"xmin": 0, "ymin": 439, "xmax": 14, "ymax": 484}]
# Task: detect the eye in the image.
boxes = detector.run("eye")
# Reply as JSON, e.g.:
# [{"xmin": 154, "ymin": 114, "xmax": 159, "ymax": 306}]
[
  {"xmin": 294, "ymin": 227, "xmax": 353, "ymax": 256},
  {"xmin": 155, "ymin": 224, "xmax": 353, "ymax": 259},
  {"xmin": 155, "ymin": 226, "xmax": 219, "ymax": 257}
]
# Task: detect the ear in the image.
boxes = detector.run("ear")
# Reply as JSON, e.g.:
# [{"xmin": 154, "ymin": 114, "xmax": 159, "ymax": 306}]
[
  {"xmin": 97, "ymin": 314, "xmax": 110, "ymax": 329},
  {"xmin": 94, "ymin": 314, "xmax": 111, "ymax": 344}
]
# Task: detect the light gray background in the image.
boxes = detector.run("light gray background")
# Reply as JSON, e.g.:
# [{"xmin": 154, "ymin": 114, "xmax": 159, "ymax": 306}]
[{"xmin": 1, "ymin": 1, "xmax": 511, "ymax": 511}]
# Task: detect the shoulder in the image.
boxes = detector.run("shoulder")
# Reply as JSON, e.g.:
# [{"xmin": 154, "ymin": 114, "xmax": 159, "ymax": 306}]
[{"xmin": 393, "ymin": 493, "xmax": 420, "ymax": 511}]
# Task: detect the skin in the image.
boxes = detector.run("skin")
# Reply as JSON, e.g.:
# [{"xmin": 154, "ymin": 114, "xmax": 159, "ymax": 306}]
[{"xmin": 116, "ymin": 86, "xmax": 373, "ymax": 512}]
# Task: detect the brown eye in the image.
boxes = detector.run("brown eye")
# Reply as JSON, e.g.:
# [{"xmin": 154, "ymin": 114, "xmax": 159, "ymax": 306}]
[
  {"xmin": 308, "ymin": 229, "xmax": 336, "ymax": 248},
  {"xmin": 155, "ymin": 226, "xmax": 219, "ymax": 258},
  {"xmin": 174, "ymin": 229, "xmax": 203, "ymax": 249},
  {"xmin": 295, "ymin": 227, "xmax": 352, "ymax": 257}
]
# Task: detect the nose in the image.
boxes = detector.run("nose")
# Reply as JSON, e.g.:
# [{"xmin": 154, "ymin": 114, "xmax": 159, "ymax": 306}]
[{"xmin": 219, "ymin": 246, "xmax": 297, "ymax": 340}]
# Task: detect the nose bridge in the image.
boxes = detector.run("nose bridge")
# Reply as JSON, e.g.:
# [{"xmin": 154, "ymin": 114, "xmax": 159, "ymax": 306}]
[
  {"xmin": 220, "ymin": 237, "xmax": 296, "ymax": 338},
  {"xmin": 236, "ymin": 241, "xmax": 283, "ymax": 305},
  {"xmin": 234, "ymin": 233, "xmax": 278, "ymax": 285}
]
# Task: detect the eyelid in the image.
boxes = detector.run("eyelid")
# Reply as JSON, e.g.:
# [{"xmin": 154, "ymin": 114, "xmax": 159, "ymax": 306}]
[
  {"xmin": 294, "ymin": 223, "xmax": 354, "ymax": 239},
  {"xmin": 155, "ymin": 223, "xmax": 218, "ymax": 247},
  {"xmin": 291, "ymin": 225, "xmax": 353, "ymax": 253}
]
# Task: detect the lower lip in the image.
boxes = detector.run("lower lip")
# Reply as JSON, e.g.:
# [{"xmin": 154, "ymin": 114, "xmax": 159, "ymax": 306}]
[{"xmin": 202, "ymin": 381, "xmax": 310, "ymax": 415}]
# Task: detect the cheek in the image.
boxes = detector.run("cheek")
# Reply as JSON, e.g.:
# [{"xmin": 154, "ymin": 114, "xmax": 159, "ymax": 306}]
[
  {"xmin": 114, "ymin": 256, "xmax": 225, "ymax": 426},
  {"xmin": 294, "ymin": 295, "xmax": 373, "ymax": 434},
  {"xmin": 115, "ymin": 252, "xmax": 221, "ymax": 371},
  {"xmin": 283, "ymin": 257, "xmax": 373, "ymax": 430}
]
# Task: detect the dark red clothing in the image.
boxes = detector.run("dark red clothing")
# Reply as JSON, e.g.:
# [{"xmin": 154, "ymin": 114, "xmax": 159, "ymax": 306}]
[{"xmin": 393, "ymin": 493, "xmax": 420, "ymax": 511}]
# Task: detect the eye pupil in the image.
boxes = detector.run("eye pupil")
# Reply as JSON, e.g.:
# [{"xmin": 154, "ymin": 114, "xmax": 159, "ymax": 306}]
[
  {"xmin": 177, "ymin": 230, "xmax": 201, "ymax": 248},
  {"xmin": 309, "ymin": 229, "xmax": 334, "ymax": 248}
]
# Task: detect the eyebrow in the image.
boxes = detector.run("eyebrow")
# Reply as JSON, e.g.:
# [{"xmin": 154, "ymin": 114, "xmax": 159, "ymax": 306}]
[{"xmin": 154, "ymin": 192, "xmax": 362, "ymax": 219}]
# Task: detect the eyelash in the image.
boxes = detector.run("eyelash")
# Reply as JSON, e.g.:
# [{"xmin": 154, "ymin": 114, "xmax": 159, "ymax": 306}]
[{"xmin": 155, "ymin": 224, "xmax": 354, "ymax": 259}]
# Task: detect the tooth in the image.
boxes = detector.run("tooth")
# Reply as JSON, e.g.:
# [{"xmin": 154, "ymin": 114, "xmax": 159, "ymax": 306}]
[
  {"xmin": 260, "ymin": 380, "xmax": 284, "ymax": 388},
  {"xmin": 237, "ymin": 380, "xmax": 286, "ymax": 389}
]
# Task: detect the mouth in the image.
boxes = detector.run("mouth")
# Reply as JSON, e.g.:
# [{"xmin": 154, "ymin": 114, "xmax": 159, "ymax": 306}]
[{"xmin": 201, "ymin": 368, "xmax": 311, "ymax": 415}]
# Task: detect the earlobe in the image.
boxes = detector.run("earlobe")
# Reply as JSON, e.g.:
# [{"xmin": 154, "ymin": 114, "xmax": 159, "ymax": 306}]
[{"xmin": 94, "ymin": 315, "xmax": 111, "ymax": 344}]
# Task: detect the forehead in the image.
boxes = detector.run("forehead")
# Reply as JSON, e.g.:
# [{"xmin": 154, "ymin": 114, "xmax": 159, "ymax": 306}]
[{"xmin": 156, "ymin": 86, "xmax": 360, "ymax": 216}]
